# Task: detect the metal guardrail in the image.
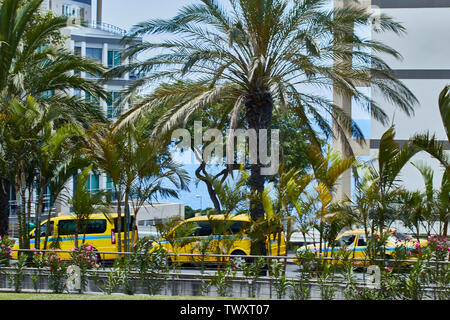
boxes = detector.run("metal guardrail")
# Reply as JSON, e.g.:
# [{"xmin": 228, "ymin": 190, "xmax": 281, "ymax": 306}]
[
  {"xmin": 88, "ymin": 22, "xmax": 128, "ymax": 36},
  {"xmin": 10, "ymin": 248, "xmax": 450, "ymax": 265}
]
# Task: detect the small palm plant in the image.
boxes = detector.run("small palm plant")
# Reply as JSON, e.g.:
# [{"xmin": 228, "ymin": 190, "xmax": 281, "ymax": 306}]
[{"xmin": 70, "ymin": 166, "xmax": 109, "ymax": 249}]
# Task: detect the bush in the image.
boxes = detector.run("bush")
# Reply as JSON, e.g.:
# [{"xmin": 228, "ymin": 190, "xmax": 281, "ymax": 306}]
[{"xmin": 0, "ymin": 236, "xmax": 14, "ymax": 266}]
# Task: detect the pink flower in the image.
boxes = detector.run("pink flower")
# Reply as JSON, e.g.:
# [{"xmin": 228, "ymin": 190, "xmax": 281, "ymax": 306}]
[
  {"xmin": 415, "ymin": 242, "xmax": 420, "ymax": 248},
  {"xmin": 71, "ymin": 248, "xmax": 76, "ymax": 252},
  {"xmin": 133, "ymin": 243, "xmax": 137, "ymax": 248},
  {"xmin": 87, "ymin": 245, "xmax": 93, "ymax": 251},
  {"xmin": 437, "ymin": 245, "xmax": 442, "ymax": 250},
  {"xmin": 384, "ymin": 267, "xmax": 392, "ymax": 273}
]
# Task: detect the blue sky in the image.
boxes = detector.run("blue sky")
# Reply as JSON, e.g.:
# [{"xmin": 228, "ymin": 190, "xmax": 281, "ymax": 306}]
[{"xmin": 102, "ymin": 0, "xmax": 193, "ymax": 31}]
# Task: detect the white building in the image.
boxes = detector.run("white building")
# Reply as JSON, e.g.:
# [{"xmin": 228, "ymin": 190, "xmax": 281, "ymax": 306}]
[
  {"xmin": 333, "ymin": 0, "xmax": 449, "ymax": 197},
  {"xmin": 369, "ymin": 0, "xmax": 449, "ymax": 191}
]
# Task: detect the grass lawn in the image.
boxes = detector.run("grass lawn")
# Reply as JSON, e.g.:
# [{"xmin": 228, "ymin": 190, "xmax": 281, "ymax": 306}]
[{"xmin": 0, "ymin": 292, "xmax": 251, "ymax": 300}]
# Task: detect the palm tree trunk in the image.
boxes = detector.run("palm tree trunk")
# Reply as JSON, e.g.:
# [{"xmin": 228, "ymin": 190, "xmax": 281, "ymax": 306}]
[
  {"xmin": 245, "ymin": 90, "xmax": 274, "ymax": 256},
  {"xmin": 0, "ymin": 179, "xmax": 10, "ymax": 236},
  {"xmin": 116, "ymin": 188, "xmax": 122, "ymax": 253},
  {"xmin": 35, "ymin": 182, "xmax": 45, "ymax": 250}
]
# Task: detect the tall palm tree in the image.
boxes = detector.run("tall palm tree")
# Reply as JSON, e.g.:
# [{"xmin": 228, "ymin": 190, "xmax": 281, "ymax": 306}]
[
  {"xmin": 109, "ymin": 0, "xmax": 417, "ymax": 253},
  {"xmin": 0, "ymin": 0, "xmax": 107, "ymax": 236}
]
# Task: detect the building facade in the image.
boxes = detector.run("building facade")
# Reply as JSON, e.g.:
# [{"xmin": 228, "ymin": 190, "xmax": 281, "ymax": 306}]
[{"xmin": 333, "ymin": 0, "xmax": 449, "ymax": 200}]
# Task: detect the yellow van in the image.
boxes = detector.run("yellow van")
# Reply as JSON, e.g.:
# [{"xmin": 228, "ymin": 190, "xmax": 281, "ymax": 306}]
[
  {"xmin": 11, "ymin": 213, "xmax": 138, "ymax": 263},
  {"xmin": 296, "ymin": 229, "xmax": 427, "ymax": 267},
  {"xmin": 151, "ymin": 214, "xmax": 287, "ymax": 265}
]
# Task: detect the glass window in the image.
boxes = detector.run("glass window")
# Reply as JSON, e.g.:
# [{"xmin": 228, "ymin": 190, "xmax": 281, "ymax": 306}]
[
  {"xmin": 173, "ymin": 221, "xmax": 197, "ymax": 238},
  {"xmin": 114, "ymin": 216, "xmax": 135, "ymax": 233},
  {"xmin": 85, "ymin": 92, "xmax": 99, "ymax": 104},
  {"xmin": 108, "ymin": 50, "xmax": 121, "ymax": 68},
  {"xmin": 37, "ymin": 221, "xmax": 54, "ymax": 237},
  {"xmin": 195, "ymin": 221, "xmax": 212, "ymax": 236},
  {"xmin": 84, "ymin": 219, "xmax": 107, "ymax": 234},
  {"xmin": 106, "ymin": 175, "xmax": 118, "ymax": 201},
  {"xmin": 85, "ymin": 48, "xmax": 102, "ymax": 77},
  {"xmin": 58, "ymin": 219, "xmax": 107, "ymax": 235},
  {"xmin": 86, "ymin": 174, "xmax": 99, "ymax": 193},
  {"xmin": 357, "ymin": 234, "xmax": 366, "ymax": 246},
  {"xmin": 107, "ymin": 92, "xmax": 122, "ymax": 119},
  {"xmin": 86, "ymin": 48, "xmax": 102, "ymax": 63},
  {"xmin": 335, "ymin": 235, "xmax": 356, "ymax": 247},
  {"xmin": 230, "ymin": 221, "xmax": 250, "ymax": 234},
  {"xmin": 210, "ymin": 220, "xmax": 250, "ymax": 235},
  {"xmin": 58, "ymin": 220, "xmax": 76, "ymax": 235}
]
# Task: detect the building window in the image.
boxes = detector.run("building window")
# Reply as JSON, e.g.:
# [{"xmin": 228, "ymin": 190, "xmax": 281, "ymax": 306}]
[
  {"xmin": 85, "ymin": 92, "xmax": 99, "ymax": 104},
  {"xmin": 85, "ymin": 48, "xmax": 102, "ymax": 77},
  {"xmin": 106, "ymin": 175, "xmax": 118, "ymax": 201},
  {"xmin": 108, "ymin": 50, "xmax": 121, "ymax": 68},
  {"xmin": 41, "ymin": 90, "xmax": 55, "ymax": 99},
  {"xmin": 86, "ymin": 174, "xmax": 100, "ymax": 194},
  {"xmin": 62, "ymin": 5, "xmax": 82, "ymax": 18},
  {"xmin": 107, "ymin": 91, "xmax": 122, "ymax": 119},
  {"xmin": 86, "ymin": 48, "xmax": 102, "ymax": 62}
]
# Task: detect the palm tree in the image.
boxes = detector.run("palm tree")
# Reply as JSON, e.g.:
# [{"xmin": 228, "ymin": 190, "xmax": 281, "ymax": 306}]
[
  {"xmin": 82, "ymin": 121, "xmax": 190, "ymax": 252},
  {"xmin": 32, "ymin": 119, "xmax": 87, "ymax": 249},
  {"xmin": 0, "ymin": 96, "xmax": 90, "ymax": 249},
  {"xmin": 0, "ymin": 0, "xmax": 108, "ymax": 236},
  {"xmin": 70, "ymin": 166, "xmax": 109, "ymax": 249},
  {"xmin": 110, "ymin": 0, "xmax": 417, "ymax": 250},
  {"xmin": 307, "ymin": 145, "xmax": 356, "ymax": 255},
  {"xmin": 410, "ymin": 85, "xmax": 450, "ymax": 236}
]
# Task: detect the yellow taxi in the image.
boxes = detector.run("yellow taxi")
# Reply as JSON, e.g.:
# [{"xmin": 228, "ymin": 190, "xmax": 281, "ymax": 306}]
[
  {"xmin": 151, "ymin": 214, "xmax": 287, "ymax": 265},
  {"xmin": 295, "ymin": 229, "xmax": 428, "ymax": 267},
  {"xmin": 11, "ymin": 213, "xmax": 138, "ymax": 263}
]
